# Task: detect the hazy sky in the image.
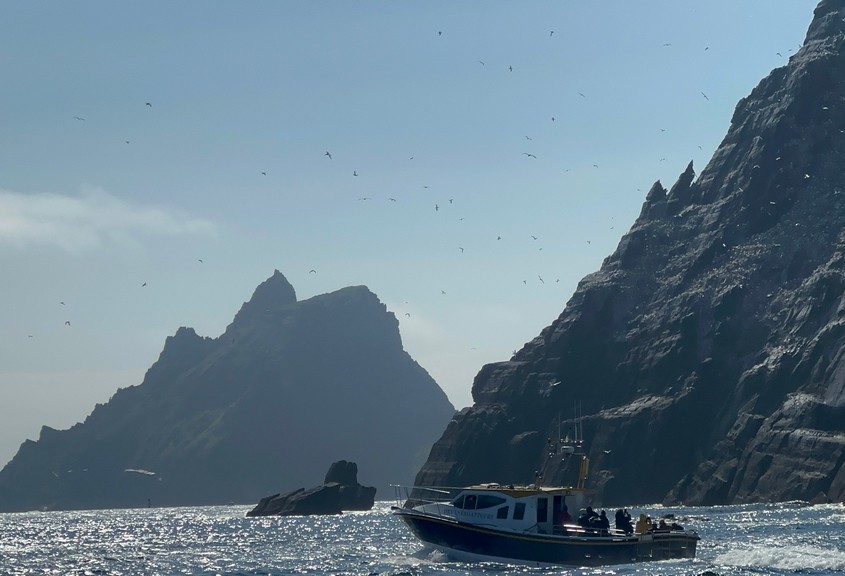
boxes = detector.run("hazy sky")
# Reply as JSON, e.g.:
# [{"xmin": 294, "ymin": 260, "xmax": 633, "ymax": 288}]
[{"xmin": 1, "ymin": 1, "xmax": 816, "ymax": 469}]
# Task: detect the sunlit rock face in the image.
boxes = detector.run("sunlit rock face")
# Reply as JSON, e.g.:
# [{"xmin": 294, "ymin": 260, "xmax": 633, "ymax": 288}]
[
  {"xmin": 0, "ymin": 271, "xmax": 454, "ymax": 512},
  {"xmin": 414, "ymin": 0, "xmax": 845, "ymax": 506}
]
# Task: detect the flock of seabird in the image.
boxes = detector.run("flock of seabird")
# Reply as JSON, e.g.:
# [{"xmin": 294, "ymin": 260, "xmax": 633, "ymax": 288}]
[{"xmin": 38, "ymin": 25, "xmax": 799, "ymax": 341}]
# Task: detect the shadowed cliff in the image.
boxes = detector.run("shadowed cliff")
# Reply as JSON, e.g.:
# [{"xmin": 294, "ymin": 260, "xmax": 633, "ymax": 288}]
[
  {"xmin": 413, "ymin": 0, "xmax": 845, "ymax": 506},
  {"xmin": 0, "ymin": 271, "xmax": 454, "ymax": 512}
]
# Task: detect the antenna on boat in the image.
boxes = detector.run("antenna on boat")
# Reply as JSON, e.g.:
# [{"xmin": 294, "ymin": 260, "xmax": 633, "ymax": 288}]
[{"xmin": 571, "ymin": 399, "xmax": 585, "ymax": 447}]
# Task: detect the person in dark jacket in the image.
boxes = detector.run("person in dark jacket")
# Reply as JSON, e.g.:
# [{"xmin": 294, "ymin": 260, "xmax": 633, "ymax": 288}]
[
  {"xmin": 597, "ymin": 510, "xmax": 610, "ymax": 533},
  {"xmin": 615, "ymin": 508, "xmax": 633, "ymax": 534}
]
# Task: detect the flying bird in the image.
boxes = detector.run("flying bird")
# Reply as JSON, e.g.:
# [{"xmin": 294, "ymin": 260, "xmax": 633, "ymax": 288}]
[
  {"xmin": 523, "ymin": 152, "xmax": 537, "ymax": 158},
  {"xmin": 73, "ymin": 116, "xmax": 86, "ymax": 121},
  {"xmin": 353, "ymin": 170, "xmax": 358, "ymax": 176},
  {"xmin": 701, "ymin": 91, "xmax": 709, "ymax": 100},
  {"xmin": 64, "ymin": 321, "xmax": 70, "ymax": 326},
  {"xmin": 145, "ymin": 102, "xmax": 152, "ymax": 107},
  {"xmin": 261, "ymin": 171, "xmax": 267, "ymax": 175},
  {"xmin": 478, "ymin": 60, "xmax": 485, "ymax": 66},
  {"xmin": 309, "ymin": 269, "xmax": 317, "ymax": 274},
  {"xmin": 325, "ymin": 151, "xmax": 332, "ymax": 159},
  {"xmin": 141, "ymin": 282, "xmax": 147, "ymax": 287}
]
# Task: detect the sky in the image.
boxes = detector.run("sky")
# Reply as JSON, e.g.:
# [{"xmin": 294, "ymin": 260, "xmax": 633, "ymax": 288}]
[{"xmin": 0, "ymin": 1, "xmax": 817, "ymax": 469}]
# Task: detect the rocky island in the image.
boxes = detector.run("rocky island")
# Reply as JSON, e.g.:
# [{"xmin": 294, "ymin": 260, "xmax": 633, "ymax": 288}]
[
  {"xmin": 414, "ymin": 0, "xmax": 845, "ymax": 506},
  {"xmin": 247, "ymin": 460, "xmax": 376, "ymax": 516},
  {"xmin": 0, "ymin": 271, "xmax": 454, "ymax": 512}
]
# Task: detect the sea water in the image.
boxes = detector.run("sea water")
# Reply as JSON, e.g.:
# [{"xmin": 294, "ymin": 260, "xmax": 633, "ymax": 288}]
[{"xmin": 1, "ymin": 500, "xmax": 843, "ymax": 576}]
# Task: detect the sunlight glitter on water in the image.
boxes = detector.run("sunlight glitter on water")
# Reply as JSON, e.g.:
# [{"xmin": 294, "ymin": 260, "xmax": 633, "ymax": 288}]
[{"xmin": 1, "ymin": 501, "xmax": 844, "ymax": 576}]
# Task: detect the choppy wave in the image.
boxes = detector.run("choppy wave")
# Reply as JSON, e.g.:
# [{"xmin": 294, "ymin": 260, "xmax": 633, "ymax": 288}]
[{"xmin": 714, "ymin": 543, "xmax": 845, "ymax": 571}]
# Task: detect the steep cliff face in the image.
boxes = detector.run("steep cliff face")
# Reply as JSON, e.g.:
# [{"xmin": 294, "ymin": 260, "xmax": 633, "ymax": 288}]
[
  {"xmin": 0, "ymin": 270, "xmax": 454, "ymax": 512},
  {"xmin": 414, "ymin": 0, "xmax": 845, "ymax": 506}
]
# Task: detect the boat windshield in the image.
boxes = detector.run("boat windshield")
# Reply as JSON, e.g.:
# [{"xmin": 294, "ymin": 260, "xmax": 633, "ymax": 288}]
[{"xmin": 452, "ymin": 493, "xmax": 507, "ymax": 510}]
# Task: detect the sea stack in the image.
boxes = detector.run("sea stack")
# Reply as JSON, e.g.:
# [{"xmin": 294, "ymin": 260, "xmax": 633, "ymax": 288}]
[{"xmin": 247, "ymin": 460, "xmax": 376, "ymax": 516}]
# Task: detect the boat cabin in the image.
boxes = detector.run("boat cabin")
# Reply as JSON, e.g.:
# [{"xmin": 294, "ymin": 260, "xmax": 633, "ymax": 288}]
[{"xmin": 411, "ymin": 483, "xmax": 591, "ymax": 535}]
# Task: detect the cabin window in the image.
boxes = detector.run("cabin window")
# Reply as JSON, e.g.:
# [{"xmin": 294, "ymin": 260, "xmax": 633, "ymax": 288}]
[
  {"xmin": 536, "ymin": 497, "xmax": 548, "ymax": 523},
  {"xmin": 452, "ymin": 494, "xmax": 477, "ymax": 509},
  {"xmin": 513, "ymin": 502, "xmax": 526, "ymax": 520},
  {"xmin": 452, "ymin": 493, "xmax": 505, "ymax": 510},
  {"xmin": 497, "ymin": 506, "xmax": 509, "ymax": 519},
  {"xmin": 475, "ymin": 495, "xmax": 506, "ymax": 509}
]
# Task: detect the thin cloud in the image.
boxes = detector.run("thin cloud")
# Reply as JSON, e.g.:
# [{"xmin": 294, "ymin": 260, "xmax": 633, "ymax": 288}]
[{"xmin": 0, "ymin": 186, "xmax": 215, "ymax": 252}]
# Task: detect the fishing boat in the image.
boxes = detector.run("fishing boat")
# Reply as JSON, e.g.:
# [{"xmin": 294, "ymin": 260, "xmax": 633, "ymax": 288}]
[{"xmin": 392, "ymin": 425, "xmax": 699, "ymax": 567}]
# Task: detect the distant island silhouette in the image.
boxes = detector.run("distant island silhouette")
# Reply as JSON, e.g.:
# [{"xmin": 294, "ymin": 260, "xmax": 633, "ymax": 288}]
[{"xmin": 0, "ymin": 271, "xmax": 454, "ymax": 512}]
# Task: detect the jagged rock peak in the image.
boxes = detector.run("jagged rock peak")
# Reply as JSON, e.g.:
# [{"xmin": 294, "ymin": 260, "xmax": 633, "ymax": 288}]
[
  {"xmin": 232, "ymin": 270, "xmax": 297, "ymax": 325},
  {"xmin": 665, "ymin": 161, "xmax": 696, "ymax": 214},
  {"xmin": 157, "ymin": 326, "xmax": 214, "ymax": 365},
  {"xmin": 250, "ymin": 269, "xmax": 297, "ymax": 307},
  {"xmin": 636, "ymin": 180, "xmax": 668, "ymax": 222},
  {"xmin": 806, "ymin": 0, "xmax": 845, "ymax": 45},
  {"xmin": 645, "ymin": 180, "xmax": 667, "ymax": 203},
  {"xmin": 695, "ymin": 0, "xmax": 845, "ymax": 205},
  {"xmin": 668, "ymin": 161, "xmax": 695, "ymax": 198}
]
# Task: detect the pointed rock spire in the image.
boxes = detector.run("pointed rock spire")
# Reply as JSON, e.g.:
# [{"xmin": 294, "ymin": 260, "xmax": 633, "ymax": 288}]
[
  {"xmin": 231, "ymin": 270, "xmax": 297, "ymax": 327},
  {"xmin": 666, "ymin": 161, "xmax": 696, "ymax": 214},
  {"xmin": 637, "ymin": 180, "xmax": 668, "ymax": 221}
]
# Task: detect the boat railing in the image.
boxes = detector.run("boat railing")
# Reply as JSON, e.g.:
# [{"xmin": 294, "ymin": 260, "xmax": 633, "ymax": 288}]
[
  {"xmin": 391, "ymin": 484, "xmax": 464, "ymax": 513},
  {"xmin": 549, "ymin": 524, "xmax": 636, "ymax": 539}
]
